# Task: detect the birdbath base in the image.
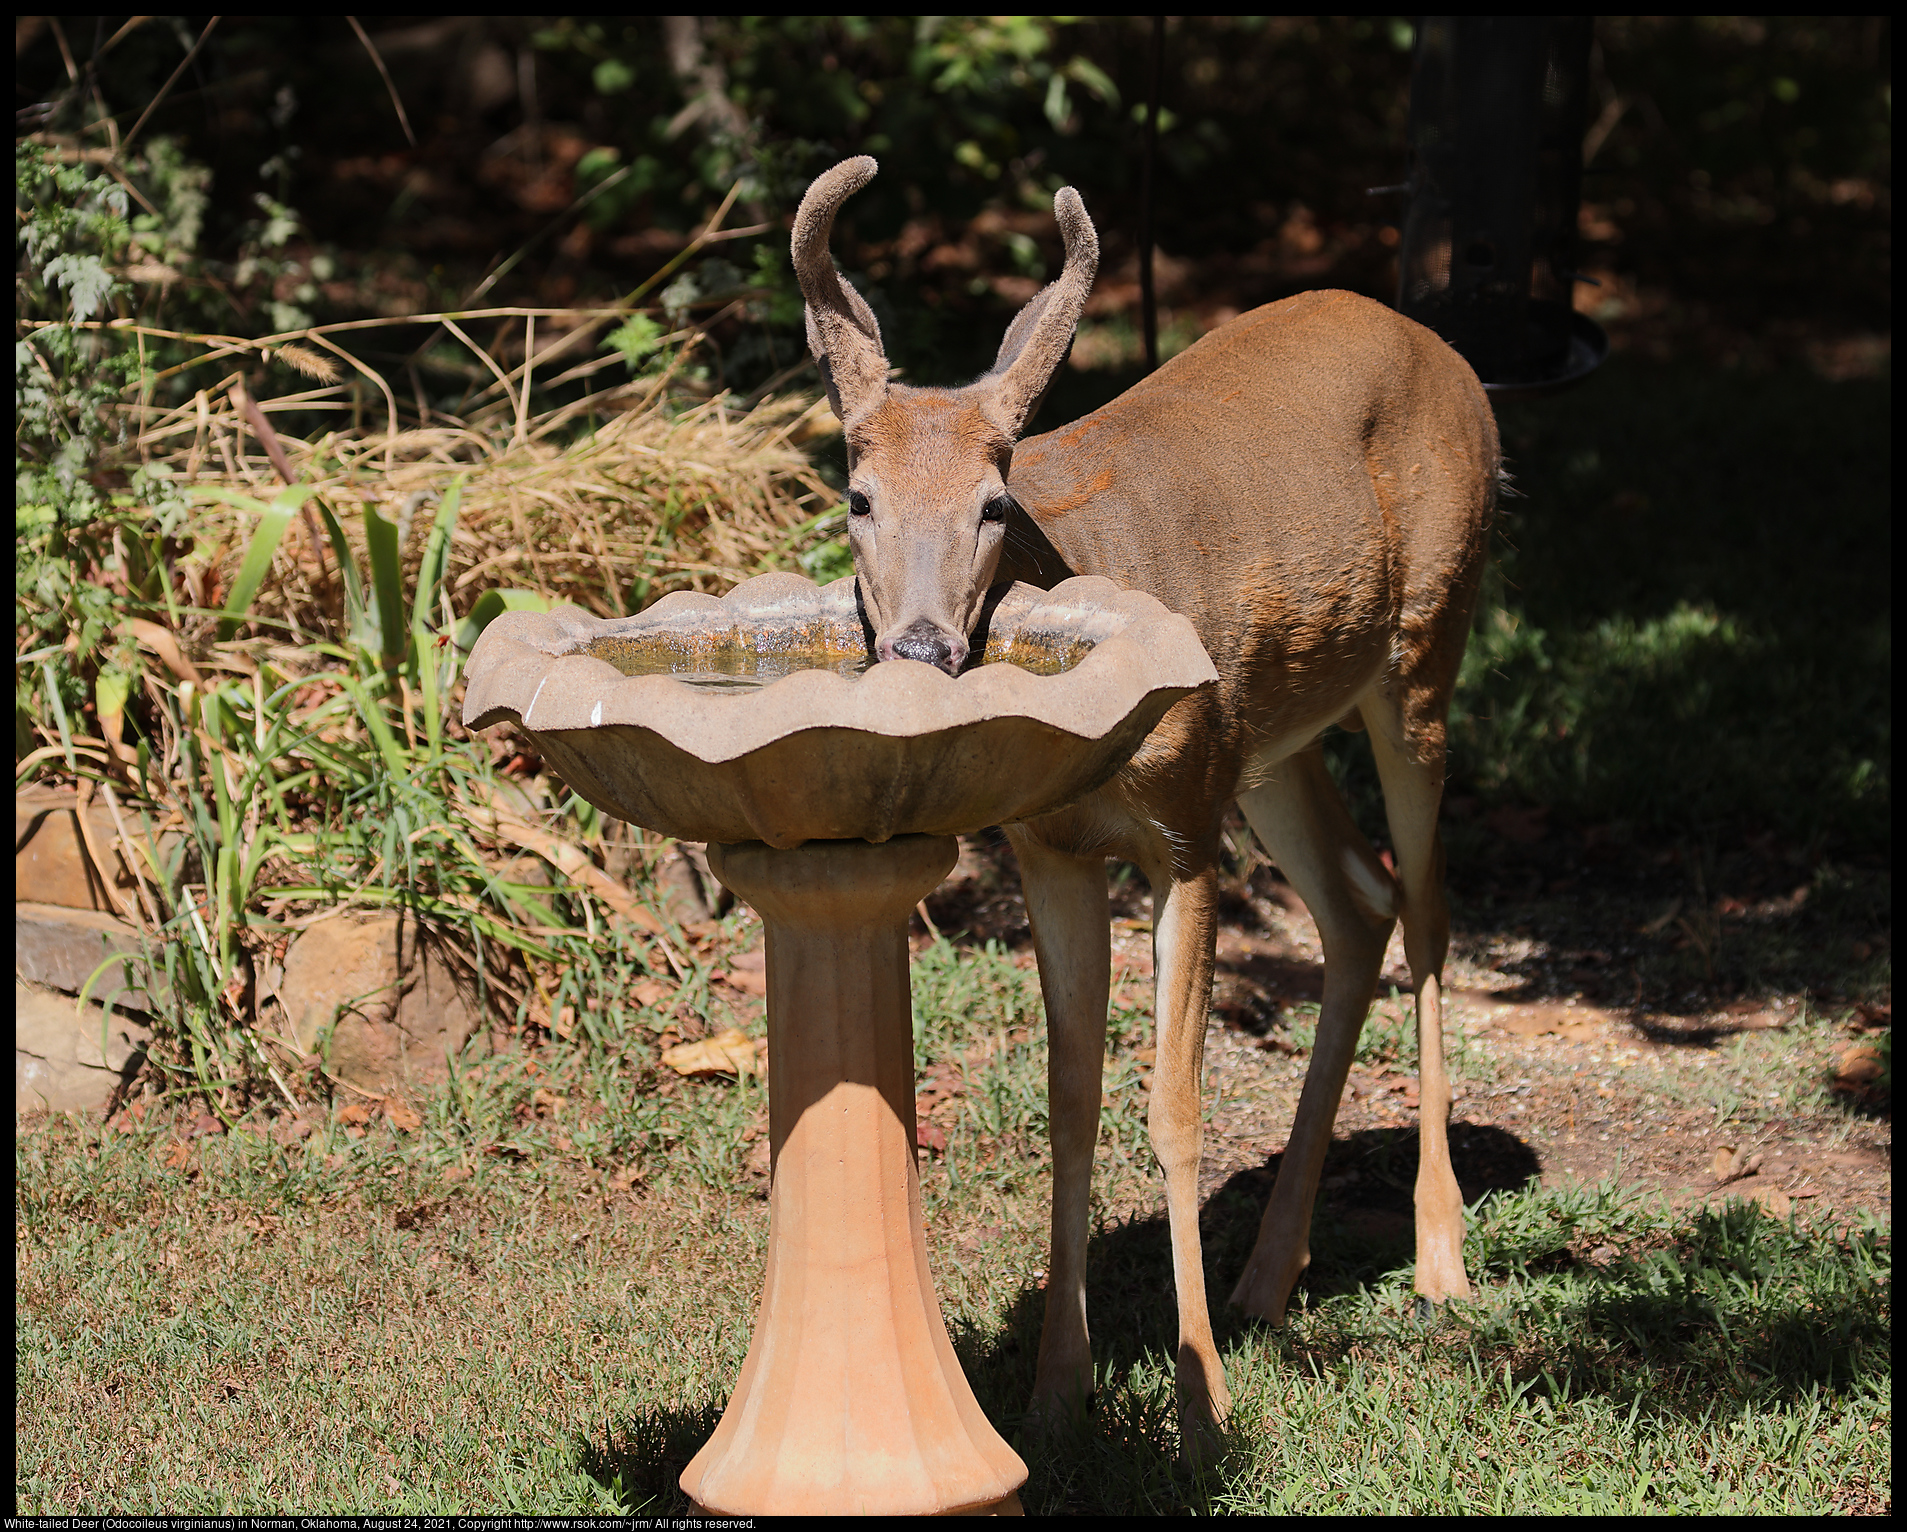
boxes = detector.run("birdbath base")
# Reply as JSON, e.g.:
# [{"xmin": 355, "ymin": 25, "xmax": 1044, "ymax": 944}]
[{"xmin": 681, "ymin": 835, "xmax": 1029, "ymax": 1517}]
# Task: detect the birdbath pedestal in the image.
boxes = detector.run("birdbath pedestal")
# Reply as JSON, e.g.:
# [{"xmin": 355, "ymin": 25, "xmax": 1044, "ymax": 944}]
[{"xmin": 462, "ymin": 573, "xmax": 1216, "ymax": 1516}]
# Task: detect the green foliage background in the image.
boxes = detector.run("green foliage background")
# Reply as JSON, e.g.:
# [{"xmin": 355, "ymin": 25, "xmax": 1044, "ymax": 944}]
[{"xmin": 15, "ymin": 17, "xmax": 1894, "ymax": 853}]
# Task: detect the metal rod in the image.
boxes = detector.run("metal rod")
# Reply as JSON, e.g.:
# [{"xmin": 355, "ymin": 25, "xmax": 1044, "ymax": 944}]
[{"xmin": 1140, "ymin": 15, "xmax": 1164, "ymax": 373}]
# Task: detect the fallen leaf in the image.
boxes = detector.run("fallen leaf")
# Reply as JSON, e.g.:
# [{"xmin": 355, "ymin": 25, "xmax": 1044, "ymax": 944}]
[
  {"xmin": 338, "ymin": 1101, "xmax": 375, "ymax": 1127},
  {"xmin": 383, "ymin": 1098, "xmax": 423, "ymax": 1133},
  {"xmin": 161, "ymin": 1140, "xmax": 193, "ymax": 1170},
  {"xmin": 442, "ymin": 1165, "xmax": 473, "ymax": 1183},
  {"xmin": 725, "ymin": 967, "xmax": 769, "ymax": 997},
  {"xmin": 662, "ymin": 1027, "xmax": 762, "ymax": 1077},
  {"xmin": 1711, "ymin": 1146, "xmax": 1764, "ymax": 1184},
  {"xmin": 916, "ymin": 1120, "xmax": 949, "ymax": 1155},
  {"xmin": 273, "ymin": 1115, "xmax": 317, "ymax": 1147},
  {"xmin": 633, "ymin": 978, "xmax": 673, "ymax": 1008}
]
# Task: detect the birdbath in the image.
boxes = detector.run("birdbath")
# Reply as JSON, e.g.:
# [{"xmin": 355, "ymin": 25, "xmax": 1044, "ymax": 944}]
[{"xmin": 463, "ymin": 571, "xmax": 1216, "ymax": 1516}]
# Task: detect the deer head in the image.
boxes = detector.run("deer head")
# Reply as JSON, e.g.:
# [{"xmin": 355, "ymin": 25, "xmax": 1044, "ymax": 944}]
[{"xmin": 792, "ymin": 156, "xmax": 1099, "ymax": 674}]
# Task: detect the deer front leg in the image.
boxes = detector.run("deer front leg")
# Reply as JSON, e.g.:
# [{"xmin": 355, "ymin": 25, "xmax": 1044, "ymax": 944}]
[
  {"xmin": 1009, "ymin": 829, "xmax": 1111, "ymax": 1417},
  {"xmin": 1231, "ymin": 757, "xmax": 1396, "ymax": 1325},
  {"xmin": 1141, "ymin": 853, "xmax": 1232, "ymax": 1461}
]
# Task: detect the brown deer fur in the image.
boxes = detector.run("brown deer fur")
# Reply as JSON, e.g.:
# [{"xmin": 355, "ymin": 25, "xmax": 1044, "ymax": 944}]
[{"xmin": 791, "ymin": 156, "xmax": 1498, "ymax": 1457}]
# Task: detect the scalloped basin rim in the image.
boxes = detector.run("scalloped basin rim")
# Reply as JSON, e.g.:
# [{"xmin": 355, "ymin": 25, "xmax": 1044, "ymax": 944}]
[{"xmin": 463, "ymin": 575, "xmax": 1218, "ymax": 767}]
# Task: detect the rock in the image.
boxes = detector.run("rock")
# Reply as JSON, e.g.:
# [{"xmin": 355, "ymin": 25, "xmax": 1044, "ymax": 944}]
[
  {"xmin": 279, "ymin": 914, "xmax": 484, "ymax": 1093},
  {"xmin": 16, "ymin": 979, "xmax": 150, "ymax": 1113},
  {"xmin": 16, "ymin": 787, "xmax": 113, "ymax": 910},
  {"xmin": 15, "ymin": 902, "xmax": 169, "ymax": 1014},
  {"xmin": 1833, "ymin": 1044, "xmax": 1884, "ymax": 1088},
  {"xmin": 15, "ymin": 786, "xmax": 186, "ymax": 914}
]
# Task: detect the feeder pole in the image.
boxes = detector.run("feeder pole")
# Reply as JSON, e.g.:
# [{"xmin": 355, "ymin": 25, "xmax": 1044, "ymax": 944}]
[{"xmin": 1140, "ymin": 14, "xmax": 1165, "ymax": 372}]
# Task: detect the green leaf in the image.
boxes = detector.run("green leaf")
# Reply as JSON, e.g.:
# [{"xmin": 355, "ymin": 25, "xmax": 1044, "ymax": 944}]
[
  {"xmin": 39, "ymin": 252, "xmax": 122, "ymax": 320},
  {"xmin": 216, "ymin": 483, "xmax": 313, "ymax": 641},
  {"xmin": 605, "ymin": 314, "xmax": 665, "ymax": 372},
  {"xmin": 412, "ymin": 477, "xmax": 465, "ymax": 754},
  {"xmin": 454, "ymin": 589, "xmax": 555, "ymax": 656},
  {"xmin": 576, "ymin": 146, "xmax": 622, "ymax": 182},
  {"xmin": 411, "ymin": 478, "xmax": 463, "ymax": 651},
  {"xmin": 594, "ymin": 58, "xmax": 636, "ymax": 95},
  {"xmin": 95, "ymin": 665, "xmax": 133, "ymax": 731},
  {"xmin": 363, "ymin": 502, "xmax": 406, "ymax": 669},
  {"xmin": 315, "ymin": 499, "xmax": 370, "ymax": 653}
]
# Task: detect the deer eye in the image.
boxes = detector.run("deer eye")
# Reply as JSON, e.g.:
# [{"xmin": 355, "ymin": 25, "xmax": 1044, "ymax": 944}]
[
  {"xmin": 981, "ymin": 494, "xmax": 1011, "ymax": 524},
  {"xmin": 847, "ymin": 490, "xmax": 872, "ymax": 517}
]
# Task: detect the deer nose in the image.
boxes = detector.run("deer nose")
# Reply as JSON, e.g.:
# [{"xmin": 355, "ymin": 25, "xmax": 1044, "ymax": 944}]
[{"xmin": 886, "ymin": 619, "xmax": 966, "ymax": 675}]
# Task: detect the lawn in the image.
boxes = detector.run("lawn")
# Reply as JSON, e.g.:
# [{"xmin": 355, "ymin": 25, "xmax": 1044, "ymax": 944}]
[{"xmin": 14, "ymin": 925, "xmax": 1890, "ymax": 1514}]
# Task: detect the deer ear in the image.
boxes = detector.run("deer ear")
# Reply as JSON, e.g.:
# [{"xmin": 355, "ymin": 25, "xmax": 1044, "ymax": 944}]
[
  {"xmin": 792, "ymin": 157, "xmax": 890, "ymax": 428},
  {"xmin": 978, "ymin": 186, "xmax": 1099, "ymax": 440},
  {"xmin": 806, "ymin": 308, "xmax": 847, "ymax": 424}
]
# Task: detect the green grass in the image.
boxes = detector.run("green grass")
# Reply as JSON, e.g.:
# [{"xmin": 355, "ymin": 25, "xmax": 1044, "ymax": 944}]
[
  {"xmin": 1202, "ymin": 1189, "xmax": 1889, "ymax": 1514},
  {"xmin": 15, "ymin": 938, "xmax": 1889, "ymax": 1515}
]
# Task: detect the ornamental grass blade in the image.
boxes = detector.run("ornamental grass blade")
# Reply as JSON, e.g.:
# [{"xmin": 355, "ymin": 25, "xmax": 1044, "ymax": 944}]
[
  {"xmin": 212, "ymin": 483, "xmax": 314, "ymax": 641},
  {"xmin": 363, "ymin": 500, "xmax": 406, "ymax": 670}
]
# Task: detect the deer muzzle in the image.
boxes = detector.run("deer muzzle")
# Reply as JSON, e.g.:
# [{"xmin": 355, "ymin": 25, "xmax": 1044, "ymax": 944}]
[{"xmin": 881, "ymin": 618, "xmax": 968, "ymax": 676}]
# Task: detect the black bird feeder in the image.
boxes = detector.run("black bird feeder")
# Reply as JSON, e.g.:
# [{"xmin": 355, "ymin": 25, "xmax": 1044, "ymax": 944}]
[{"xmin": 1394, "ymin": 16, "xmax": 1607, "ymax": 399}]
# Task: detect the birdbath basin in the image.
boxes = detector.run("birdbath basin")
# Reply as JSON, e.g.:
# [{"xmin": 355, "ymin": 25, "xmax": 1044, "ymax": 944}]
[{"xmin": 463, "ymin": 571, "xmax": 1216, "ymax": 1515}]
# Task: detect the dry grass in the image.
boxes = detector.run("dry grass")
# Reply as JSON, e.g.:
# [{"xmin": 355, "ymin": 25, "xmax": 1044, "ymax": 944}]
[{"xmin": 166, "ymin": 377, "xmax": 840, "ymax": 645}]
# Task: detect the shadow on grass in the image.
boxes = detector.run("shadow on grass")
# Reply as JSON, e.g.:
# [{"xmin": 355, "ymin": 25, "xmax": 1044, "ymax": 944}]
[
  {"xmin": 946, "ymin": 1125, "xmax": 1885, "ymax": 1510},
  {"xmin": 1476, "ymin": 1200, "xmax": 1893, "ymax": 1412},
  {"xmin": 935, "ymin": 1123, "xmax": 1540, "ymax": 1511},
  {"xmin": 578, "ymin": 1399, "xmax": 723, "ymax": 1515},
  {"xmin": 575, "ymin": 1163, "xmax": 1884, "ymax": 1515}
]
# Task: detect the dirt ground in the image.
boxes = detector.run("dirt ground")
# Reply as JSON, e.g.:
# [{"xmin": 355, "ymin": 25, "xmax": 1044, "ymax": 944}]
[{"xmin": 911, "ymin": 810, "xmax": 1893, "ymax": 1263}]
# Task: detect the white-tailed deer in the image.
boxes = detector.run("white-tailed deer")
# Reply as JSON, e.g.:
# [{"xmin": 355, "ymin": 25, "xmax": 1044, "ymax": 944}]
[{"xmin": 790, "ymin": 157, "xmax": 1498, "ymax": 1453}]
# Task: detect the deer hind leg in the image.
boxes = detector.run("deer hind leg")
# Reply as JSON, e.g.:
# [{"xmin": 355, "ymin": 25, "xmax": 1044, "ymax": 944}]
[
  {"xmin": 1009, "ymin": 829, "xmax": 1111, "ymax": 1417},
  {"xmin": 1361, "ymin": 696, "xmax": 1472, "ymax": 1307},
  {"xmin": 1137, "ymin": 846, "xmax": 1232, "ymax": 1460},
  {"xmin": 1230, "ymin": 748, "xmax": 1397, "ymax": 1325}
]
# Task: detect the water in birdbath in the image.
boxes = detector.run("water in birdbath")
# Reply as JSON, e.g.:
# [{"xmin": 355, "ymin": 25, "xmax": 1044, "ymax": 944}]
[{"xmin": 581, "ymin": 631, "xmax": 1089, "ymax": 690}]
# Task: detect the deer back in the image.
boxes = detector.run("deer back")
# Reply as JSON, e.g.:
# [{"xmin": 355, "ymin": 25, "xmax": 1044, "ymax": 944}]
[{"xmin": 1005, "ymin": 289, "xmax": 1497, "ymax": 763}]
